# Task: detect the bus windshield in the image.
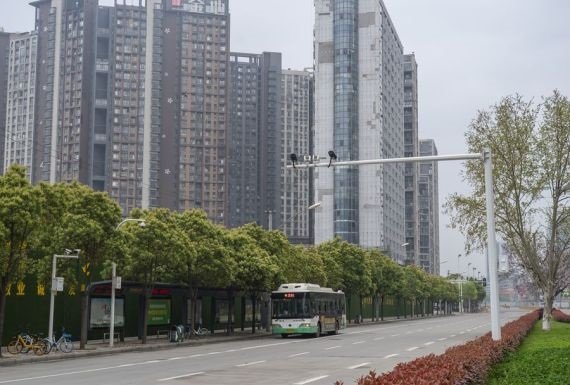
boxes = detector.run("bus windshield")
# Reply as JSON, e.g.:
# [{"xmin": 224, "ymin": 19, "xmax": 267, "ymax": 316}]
[{"xmin": 272, "ymin": 294, "xmax": 311, "ymax": 319}]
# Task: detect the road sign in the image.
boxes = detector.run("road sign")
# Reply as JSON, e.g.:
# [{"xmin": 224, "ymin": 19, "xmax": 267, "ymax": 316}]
[
  {"xmin": 115, "ymin": 276, "xmax": 122, "ymax": 289},
  {"xmin": 52, "ymin": 277, "xmax": 64, "ymax": 292}
]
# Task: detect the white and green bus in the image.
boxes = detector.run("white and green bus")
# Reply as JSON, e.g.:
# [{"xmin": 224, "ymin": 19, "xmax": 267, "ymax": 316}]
[{"xmin": 271, "ymin": 283, "xmax": 346, "ymax": 337}]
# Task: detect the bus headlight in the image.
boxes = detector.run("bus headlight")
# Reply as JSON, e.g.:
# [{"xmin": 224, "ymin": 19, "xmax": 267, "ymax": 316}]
[{"xmin": 299, "ymin": 323, "xmax": 311, "ymax": 328}]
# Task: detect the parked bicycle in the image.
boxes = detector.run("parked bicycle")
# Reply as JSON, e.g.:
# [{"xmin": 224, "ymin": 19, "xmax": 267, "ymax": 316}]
[
  {"xmin": 43, "ymin": 328, "xmax": 73, "ymax": 354},
  {"xmin": 7, "ymin": 332, "xmax": 47, "ymax": 356},
  {"xmin": 184, "ymin": 324, "xmax": 210, "ymax": 338}
]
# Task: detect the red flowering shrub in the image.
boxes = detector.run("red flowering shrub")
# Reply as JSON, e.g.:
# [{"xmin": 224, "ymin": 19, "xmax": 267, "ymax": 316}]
[
  {"xmin": 334, "ymin": 310, "xmax": 541, "ymax": 385},
  {"xmin": 552, "ymin": 308, "xmax": 570, "ymax": 323}
]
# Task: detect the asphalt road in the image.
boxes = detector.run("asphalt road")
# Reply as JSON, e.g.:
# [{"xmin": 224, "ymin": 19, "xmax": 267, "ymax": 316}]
[{"xmin": 0, "ymin": 310, "xmax": 527, "ymax": 385}]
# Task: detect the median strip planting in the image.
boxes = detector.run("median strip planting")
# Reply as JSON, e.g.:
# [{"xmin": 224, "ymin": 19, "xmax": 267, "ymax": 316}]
[{"xmin": 335, "ymin": 309, "xmax": 541, "ymax": 385}]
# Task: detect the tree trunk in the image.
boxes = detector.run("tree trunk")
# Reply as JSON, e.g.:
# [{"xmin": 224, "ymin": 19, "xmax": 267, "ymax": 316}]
[
  {"xmin": 227, "ymin": 289, "xmax": 234, "ymax": 335},
  {"xmin": 380, "ymin": 295, "xmax": 385, "ymax": 321},
  {"xmin": 251, "ymin": 294, "xmax": 256, "ymax": 334},
  {"xmin": 79, "ymin": 290, "xmax": 89, "ymax": 349},
  {"xmin": 542, "ymin": 286, "xmax": 555, "ymax": 331},
  {"xmin": 0, "ymin": 290, "xmax": 7, "ymax": 358},
  {"xmin": 141, "ymin": 289, "xmax": 150, "ymax": 344}
]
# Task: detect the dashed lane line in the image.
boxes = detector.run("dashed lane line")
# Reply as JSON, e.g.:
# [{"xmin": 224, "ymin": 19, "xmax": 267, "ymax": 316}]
[
  {"xmin": 288, "ymin": 352, "xmax": 310, "ymax": 358},
  {"xmin": 384, "ymin": 353, "xmax": 399, "ymax": 359},
  {"xmin": 294, "ymin": 375, "xmax": 330, "ymax": 385},
  {"xmin": 157, "ymin": 372, "xmax": 205, "ymax": 382},
  {"xmin": 235, "ymin": 360, "xmax": 266, "ymax": 367},
  {"xmin": 407, "ymin": 346, "xmax": 419, "ymax": 351},
  {"xmin": 352, "ymin": 341, "xmax": 365, "ymax": 345},
  {"xmin": 325, "ymin": 345, "xmax": 341, "ymax": 350},
  {"xmin": 348, "ymin": 362, "xmax": 370, "ymax": 370}
]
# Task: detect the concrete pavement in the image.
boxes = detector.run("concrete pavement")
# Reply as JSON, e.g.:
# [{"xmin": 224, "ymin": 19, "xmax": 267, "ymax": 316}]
[{"xmin": 0, "ymin": 314, "xmax": 448, "ymax": 367}]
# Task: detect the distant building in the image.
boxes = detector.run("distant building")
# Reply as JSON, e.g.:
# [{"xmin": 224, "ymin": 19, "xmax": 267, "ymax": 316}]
[
  {"xmin": 281, "ymin": 69, "xmax": 313, "ymax": 244},
  {"xmin": 3, "ymin": 32, "xmax": 37, "ymax": 181},
  {"xmin": 418, "ymin": 139, "xmax": 439, "ymax": 273},
  {"xmin": 314, "ymin": 0, "xmax": 405, "ymax": 261},
  {"xmin": 0, "ymin": 31, "xmax": 12, "ymax": 176},
  {"xmin": 228, "ymin": 52, "xmax": 282, "ymax": 230},
  {"xmin": 404, "ymin": 53, "xmax": 419, "ymax": 265}
]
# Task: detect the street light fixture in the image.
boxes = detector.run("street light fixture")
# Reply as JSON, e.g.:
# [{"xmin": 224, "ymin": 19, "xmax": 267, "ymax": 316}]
[
  {"xmin": 49, "ymin": 250, "xmax": 80, "ymax": 342},
  {"xmin": 110, "ymin": 218, "xmax": 146, "ymax": 347}
]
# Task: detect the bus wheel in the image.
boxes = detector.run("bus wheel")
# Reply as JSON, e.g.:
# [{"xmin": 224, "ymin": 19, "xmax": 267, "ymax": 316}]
[
  {"xmin": 281, "ymin": 334, "xmax": 289, "ymax": 338},
  {"xmin": 315, "ymin": 323, "xmax": 322, "ymax": 338},
  {"xmin": 329, "ymin": 321, "xmax": 339, "ymax": 335}
]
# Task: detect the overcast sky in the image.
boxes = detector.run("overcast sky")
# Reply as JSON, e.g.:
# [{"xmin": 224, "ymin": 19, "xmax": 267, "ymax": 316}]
[{"xmin": 2, "ymin": 0, "xmax": 570, "ymax": 276}]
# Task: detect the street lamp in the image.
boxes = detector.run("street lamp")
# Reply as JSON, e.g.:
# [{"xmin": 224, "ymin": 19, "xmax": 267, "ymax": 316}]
[
  {"xmin": 110, "ymin": 218, "xmax": 146, "ymax": 347},
  {"xmin": 467, "ymin": 262, "xmax": 472, "ymax": 278},
  {"xmin": 457, "ymin": 254, "xmax": 462, "ymax": 275},
  {"xmin": 49, "ymin": 249, "xmax": 80, "ymax": 342}
]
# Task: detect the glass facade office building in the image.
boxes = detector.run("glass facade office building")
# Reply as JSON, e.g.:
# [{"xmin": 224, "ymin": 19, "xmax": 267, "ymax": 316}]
[{"xmin": 314, "ymin": 0, "xmax": 405, "ymax": 260}]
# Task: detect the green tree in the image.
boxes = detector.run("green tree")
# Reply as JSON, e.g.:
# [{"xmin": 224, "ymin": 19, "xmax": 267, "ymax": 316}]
[
  {"xmin": 317, "ymin": 238, "xmax": 372, "ymax": 322},
  {"xmin": 0, "ymin": 166, "xmax": 42, "ymax": 357},
  {"xmin": 33, "ymin": 182, "xmax": 122, "ymax": 348},
  {"xmin": 174, "ymin": 209, "xmax": 234, "ymax": 335},
  {"xmin": 119, "ymin": 208, "xmax": 191, "ymax": 344},
  {"xmin": 368, "ymin": 250, "xmax": 402, "ymax": 321},
  {"xmin": 227, "ymin": 228, "xmax": 279, "ymax": 333},
  {"xmin": 445, "ymin": 92, "xmax": 570, "ymax": 330},
  {"xmin": 401, "ymin": 265, "xmax": 427, "ymax": 317}
]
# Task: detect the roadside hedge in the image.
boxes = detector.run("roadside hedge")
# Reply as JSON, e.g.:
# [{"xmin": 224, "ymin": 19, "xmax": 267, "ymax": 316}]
[
  {"xmin": 335, "ymin": 309, "xmax": 541, "ymax": 385},
  {"xmin": 552, "ymin": 308, "xmax": 570, "ymax": 323}
]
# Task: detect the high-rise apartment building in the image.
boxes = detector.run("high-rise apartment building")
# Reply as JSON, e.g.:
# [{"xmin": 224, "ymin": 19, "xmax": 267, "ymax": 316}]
[
  {"xmin": 281, "ymin": 69, "xmax": 313, "ymax": 243},
  {"xmin": 29, "ymin": 0, "xmax": 230, "ymax": 221},
  {"xmin": 227, "ymin": 51, "xmax": 282, "ymax": 229},
  {"xmin": 314, "ymin": 0, "xmax": 405, "ymax": 260},
  {"xmin": 3, "ymin": 32, "xmax": 38, "ymax": 181},
  {"xmin": 404, "ymin": 53, "xmax": 419, "ymax": 265},
  {"xmin": 0, "ymin": 31, "xmax": 12, "ymax": 176},
  {"xmin": 418, "ymin": 139, "xmax": 439, "ymax": 274}
]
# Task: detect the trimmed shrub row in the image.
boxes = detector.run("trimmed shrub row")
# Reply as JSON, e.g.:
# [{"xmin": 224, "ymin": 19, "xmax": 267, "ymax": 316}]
[
  {"xmin": 336, "ymin": 310, "xmax": 541, "ymax": 385},
  {"xmin": 552, "ymin": 308, "xmax": 570, "ymax": 323}
]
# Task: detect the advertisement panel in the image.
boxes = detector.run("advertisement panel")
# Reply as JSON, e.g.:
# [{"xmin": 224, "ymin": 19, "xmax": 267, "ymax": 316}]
[
  {"xmin": 148, "ymin": 299, "xmax": 171, "ymax": 325},
  {"xmin": 90, "ymin": 298, "xmax": 125, "ymax": 328}
]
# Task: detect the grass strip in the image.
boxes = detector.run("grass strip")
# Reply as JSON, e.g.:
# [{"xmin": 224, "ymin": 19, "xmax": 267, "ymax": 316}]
[{"xmin": 487, "ymin": 320, "xmax": 570, "ymax": 385}]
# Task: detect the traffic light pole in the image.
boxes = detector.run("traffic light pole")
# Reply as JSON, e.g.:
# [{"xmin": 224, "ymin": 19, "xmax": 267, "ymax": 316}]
[{"xmin": 287, "ymin": 150, "xmax": 502, "ymax": 340}]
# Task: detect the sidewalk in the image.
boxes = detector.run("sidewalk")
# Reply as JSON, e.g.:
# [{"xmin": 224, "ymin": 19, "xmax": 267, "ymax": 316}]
[{"xmin": 0, "ymin": 314, "xmax": 450, "ymax": 367}]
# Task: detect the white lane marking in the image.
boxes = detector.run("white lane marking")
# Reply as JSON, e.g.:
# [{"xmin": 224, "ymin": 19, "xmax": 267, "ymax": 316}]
[
  {"xmin": 167, "ymin": 356, "xmax": 184, "ymax": 361},
  {"xmin": 459, "ymin": 331, "xmax": 465, "ymax": 335},
  {"xmin": 424, "ymin": 341, "xmax": 434, "ymax": 346},
  {"xmin": 118, "ymin": 363, "xmax": 138, "ymax": 367},
  {"xmin": 235, "ymin": 360, "xmax": 266, "ymax": 367},
  {"xmin": 438, "ymin": 337, "xmax": 447, "ymax": 341},
  {"xmin": 407, "ymin": 346, "xmax": 419, "ymax": 351},
  {"xmin": 238, "ymin": 341, "xmax": 298, "ymax": 351},
  {"xmin": 391, "ymin": 333, "xmax": 400, "ymax": 337},
  {"xmin": 384, "ymin": 353, "xmax": 399, "ymax": 359},
  {"xmin": 352, "ymin": 341, "xmax": 365, "ymax": 345},
  {"xmin": 405, "ymin": 331, "xmax": 412, "ymax": 334},
  {"xmin": 450, "ymin": 334, "xmax": 456, "ymax": 337},
  {"xmin": 144, "ymin": 360, "xmax": 160, "ymax": 364},
  {"xmin": 325, "ymin": 345, "xmax": 341, "ymax": 350},
  {"xmin": 294, "ymin": 375, "xmax": 330, "ymax": 385},
  {"xmin": 289, "ymin": 352, "xmax": 310, "ymax": 358},
  {"xmin": 158, "ymin": 372, "xmax": 205, "ymax": 382},
  {"xmin": 373, "ymin": 337, "xmax": 385, "ymax": 341},
  {"xmin": 206, "ymin": 351, "xmax": 220, "ymax": 355},
  {"xmin": 225, "ymin": 349, "xmax": 237, "ymax": 352},
  {"xmin": 348, "ymin": 362, "xmax": 370, "ymax": 370},
  {"xmin": 0, "ymin": 365, "xmax": 134, "ymax": 384}
]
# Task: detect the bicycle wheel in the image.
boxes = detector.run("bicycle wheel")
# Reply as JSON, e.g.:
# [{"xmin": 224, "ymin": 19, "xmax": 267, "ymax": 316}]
[
  {"xmin": 33, "ymin": 340, "xmax": 47, "ymax": 356},
  {"xmin": 198, "ymin": 328, "xmax": 209, "ymax": 336},
  {"xmin": 59, "ymin": 339, "xmax": 73, "ymax": 353},
  {"xmin": 7, "ymin": 340, "xmax": 22, "ymax": 354}
]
